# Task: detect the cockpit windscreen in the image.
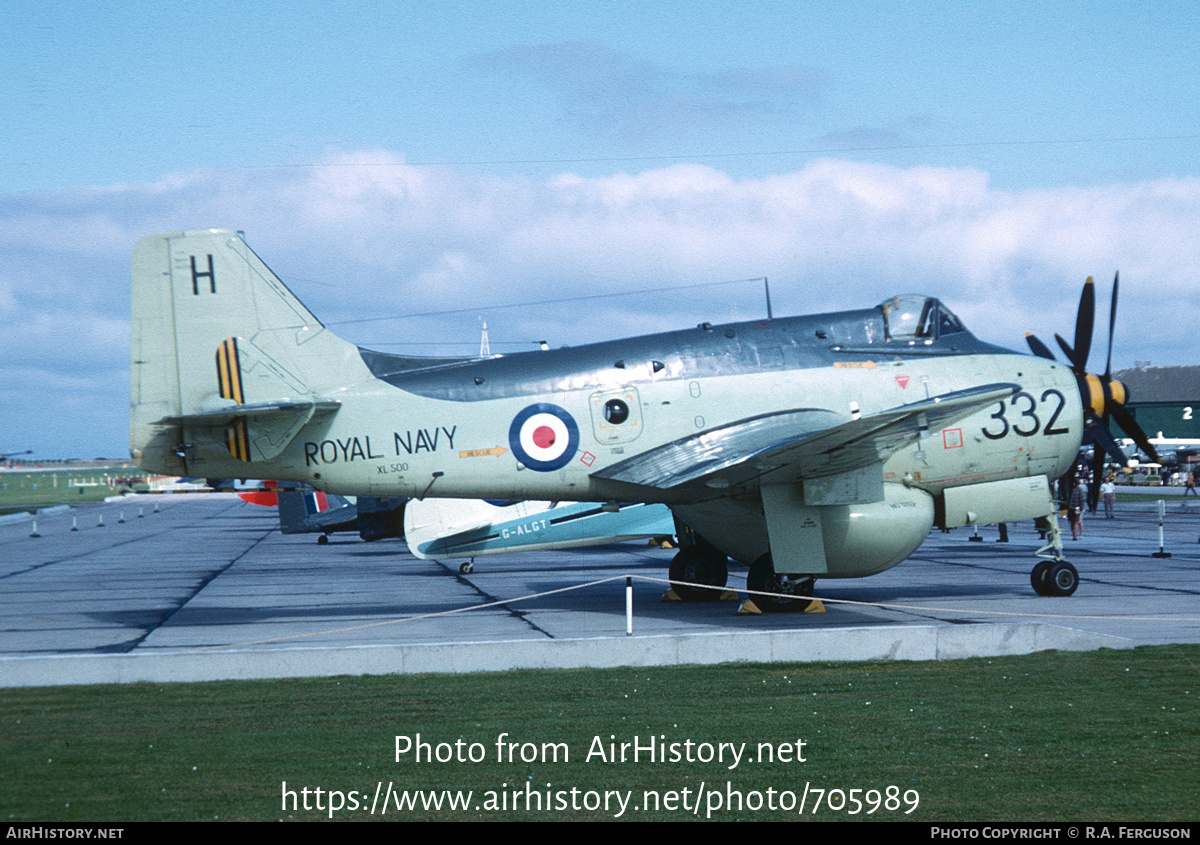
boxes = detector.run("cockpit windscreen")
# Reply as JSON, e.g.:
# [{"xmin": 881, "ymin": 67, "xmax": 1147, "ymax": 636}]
[{"xmin": 879, "ymin": 295, "xmax": 965, "ymax": 342}]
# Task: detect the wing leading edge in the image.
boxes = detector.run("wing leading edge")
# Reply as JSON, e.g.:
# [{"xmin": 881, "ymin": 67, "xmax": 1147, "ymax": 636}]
[{"xmin": 593, "ymin": 382, "xmax": 1020, "ymax": 495}]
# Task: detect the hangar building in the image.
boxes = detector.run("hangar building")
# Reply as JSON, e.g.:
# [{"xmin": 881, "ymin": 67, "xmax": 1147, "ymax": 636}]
[{"xmin": 1114, "ymin": 365, "xmax": 1200, "ymax": 440}]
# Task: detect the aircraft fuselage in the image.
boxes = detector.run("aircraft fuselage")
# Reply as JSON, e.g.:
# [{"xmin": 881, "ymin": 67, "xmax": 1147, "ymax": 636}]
[{"xmin": 221, "ymin": 313, "xmax": 1080, "ymax": 508}]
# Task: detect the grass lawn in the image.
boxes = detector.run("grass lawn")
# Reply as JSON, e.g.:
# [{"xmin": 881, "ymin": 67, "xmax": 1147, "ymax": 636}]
[
  {"xmin": 2, "ymin": 645, "xmax": 1196, "ymax": 821},
  {"xmin": 0, "ymin": 466, "xmax": 145, "ymax": 515}
]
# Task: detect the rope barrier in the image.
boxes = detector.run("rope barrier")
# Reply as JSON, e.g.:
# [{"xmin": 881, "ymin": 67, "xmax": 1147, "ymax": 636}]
[{"xmin": 189, "ymin": 573, "xmax": 1200, "ymax": 652}]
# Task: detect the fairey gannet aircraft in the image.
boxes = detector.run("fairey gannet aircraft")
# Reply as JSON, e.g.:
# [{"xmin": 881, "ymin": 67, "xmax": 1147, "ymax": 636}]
[{"xmin": 129, "ymin": 230, "xmax": 1155, "ymax": 608}]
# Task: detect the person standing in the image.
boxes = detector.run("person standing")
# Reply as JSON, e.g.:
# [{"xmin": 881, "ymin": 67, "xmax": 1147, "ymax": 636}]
[
  {"xmin": 1101, "ymin": 476, "xmax": 1116, "ymax": 518},
  {"xmin": 1068, "ymin": 479, "xmax": 1086, "ymax": 539}
]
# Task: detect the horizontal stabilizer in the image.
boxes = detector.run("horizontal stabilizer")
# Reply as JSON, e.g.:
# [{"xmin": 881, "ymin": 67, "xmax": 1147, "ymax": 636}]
[
  {"xmin": 153, "ymin": 333, "xmax": 342, "ymax": 462},
  {"xmin": 159, "ymin": 398, "xmax": 341, "ymax": 427}
]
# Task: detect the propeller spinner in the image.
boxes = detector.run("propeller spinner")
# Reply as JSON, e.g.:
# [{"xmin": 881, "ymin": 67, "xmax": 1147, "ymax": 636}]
[{"xmin": 1025, "ymin": 274, "xmax": 1160, "ymax": 504}]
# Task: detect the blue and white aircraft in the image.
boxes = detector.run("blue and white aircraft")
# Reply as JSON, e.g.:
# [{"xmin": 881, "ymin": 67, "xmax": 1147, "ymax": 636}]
[{"xmin": 404, "ymin": 498, "xmax": 676, "ymax": 574}]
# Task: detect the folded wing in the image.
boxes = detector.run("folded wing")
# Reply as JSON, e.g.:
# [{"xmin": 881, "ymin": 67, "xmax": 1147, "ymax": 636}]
[{"xmin": 593, "ymin": 382, "xmax": 1019, "ymax": 496}]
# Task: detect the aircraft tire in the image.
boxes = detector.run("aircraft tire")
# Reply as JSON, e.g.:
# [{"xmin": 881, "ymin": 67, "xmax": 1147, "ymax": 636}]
[
  {"xmin": 747, "ymin": 554, "xmax": 812, "ymax": 613},
  {"xmin": 1045, "ymin": 561, "xmax": 1079, "ymax": 597},
  {"xmin": 317, "ymin": 535, "xmax": 329, "ymax": 545},
  {"xmin": 1030, "ymin": 561, "xmax": 1051, "ymax": 595},
  {"xmin": 669, "ymin": 548, "xmax": 728, "ymax": 601},
  {"xmin": 459, "ymin": 561, "xmax": 474, "ymax": 575}
]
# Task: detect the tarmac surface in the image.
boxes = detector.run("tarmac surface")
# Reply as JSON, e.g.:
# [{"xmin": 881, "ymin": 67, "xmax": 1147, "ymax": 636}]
[{"xmin": 1, "ymin": 491, "xmax": 1198, "ymax": 687}]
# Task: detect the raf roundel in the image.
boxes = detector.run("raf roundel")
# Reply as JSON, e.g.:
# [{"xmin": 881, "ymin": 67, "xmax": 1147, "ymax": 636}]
[{"xmin": 509, "ymin": 404, "xmax": 580, "ymax": 472}]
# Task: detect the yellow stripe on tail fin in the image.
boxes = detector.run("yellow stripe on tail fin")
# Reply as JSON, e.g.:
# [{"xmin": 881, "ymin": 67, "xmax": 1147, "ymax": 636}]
[
  {"xmin": 216, "ymin": 337, "xmax": 246, "ymax": 404},
  {"xmin": 216, "ymin": 338, "xmax": 251, "ymax": 461}
]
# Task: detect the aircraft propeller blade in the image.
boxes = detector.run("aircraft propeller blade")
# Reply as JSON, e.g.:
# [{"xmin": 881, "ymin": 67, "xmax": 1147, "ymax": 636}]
[
  {"xmin": 1030, "ymin": 273, "xmax": 1152, "ymax": 479},
  {"xmin": 1089, "ymin": 440, "xmax": 1107, "ymax": 512},
  {"xmin": 1054, "ymin": 333, "xmax": 1082, "ymax": 371},
  {"xmin": 1025, "ymin": 333, "xmax": 1056, "ymax": 361},
  {"xmin": 1104, "ymin": 272, "xmax": 1118, "ymax": 378},
  {"xmin": 1071, "ymin": 276, "xmax": 1095, "ymax": 372},
  {"xmin": 1084, "ymin": 418, "xmax": 1128, "ymax": 467},
  {"xmin": 1109, "ymin": 402, "xmax": 1160, "ymax": 464}
]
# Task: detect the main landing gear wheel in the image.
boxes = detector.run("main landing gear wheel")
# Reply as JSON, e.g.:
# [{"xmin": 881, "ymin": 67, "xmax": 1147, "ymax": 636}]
[
  {"xmin": 1031, "ymin": 560, "xmax": 1078, "ymax": 597},
  {"xmin": 1046, "ymin": 561, "xmax": 1078, "ymax": 596},
  {"xmin": 668, "ymin": 547, "xmax": 728, "ymax": 601},
  {"xmin": 459, "ymin": 560, "xmax": 474, "ymax": 575},
  {"xmin": 1031, "ymin": 561, "xmax": 1050, "ymax": 594},
  {"xmin": 747, "ymin": 554, "xmax": 814, "ymax": 613},
  {"xmin": 317, "ymin": 534, "xmax": 329, "ymax": 545}
]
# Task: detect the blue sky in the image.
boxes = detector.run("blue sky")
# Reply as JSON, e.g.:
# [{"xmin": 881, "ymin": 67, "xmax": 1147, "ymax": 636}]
[
  {"xmin": 3, "ymin": 1, "xmax": 1199, "ymax": 458},
  {"xmin": 6, "ymin": 2, "xmax": 1198, "ymax": 190}
]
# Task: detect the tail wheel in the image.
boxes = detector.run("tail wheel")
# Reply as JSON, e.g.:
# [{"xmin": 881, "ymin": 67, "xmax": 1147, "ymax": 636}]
[
  {"xmin": 747, "ymin": 554, "xmax": 813, "ymax": 613},
  {"xmin": 669, "ymin": 548, "xmax": 728, "ymax": 601}
]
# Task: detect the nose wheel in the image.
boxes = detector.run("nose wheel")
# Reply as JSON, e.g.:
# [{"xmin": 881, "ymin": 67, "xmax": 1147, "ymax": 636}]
[
  {"xmin": 747, "ymin": 554, "xmax": 815, "ymax": 613},
  {"xmin": 1031, "ymin": 560, "xmax": 1078, "ymax": 596},
  {"xmin": 1032, "ymin": 504, "xmax": 1079, "ymax": 596}
]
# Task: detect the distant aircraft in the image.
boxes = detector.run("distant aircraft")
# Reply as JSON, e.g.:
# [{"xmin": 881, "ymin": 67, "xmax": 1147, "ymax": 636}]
[
  {"xmin": 404, "ymin": 498, "xmax": 676, "ymax": 574},
  {"xmin": 354, "ymin": 494, "xmax": 409, "ymax": 541},
  {"xmin": 276, "ymin": 488, "xmax": 359, "ymax": 542},
  {"xmin": 231, "ymin": 478, "xmax": 282, "ymax": 506},
  {"xmin": 240, "ymin": 485, "xmax": 406, "ymax": 544},
  {"xmin": 1100, "ymin": 435, "xmax": 1200, "ymax": 487},
  {"xmin": 130, "ymin": 230, "xmax": 1159, "ymax": 607},
  {"xmin": 1118, "ymin": 434, "xmax": 1200, "ymax": 462}
]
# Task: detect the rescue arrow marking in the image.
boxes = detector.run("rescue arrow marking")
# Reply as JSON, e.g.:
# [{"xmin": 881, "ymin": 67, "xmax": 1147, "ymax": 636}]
[{"xmin": 459, "ymin": 447, "xmax": 508, "ymax": 458}]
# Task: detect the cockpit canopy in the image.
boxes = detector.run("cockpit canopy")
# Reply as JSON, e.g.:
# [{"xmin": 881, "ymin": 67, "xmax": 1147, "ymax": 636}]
[{"xmin": 878, "ymin": 295, "xmax": 966, "ymax": 343}]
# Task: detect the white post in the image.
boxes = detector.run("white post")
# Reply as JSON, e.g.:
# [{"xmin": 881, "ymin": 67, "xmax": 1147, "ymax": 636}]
[
  {"xmin": 625, "ymin": 576, "xmax": 633, "ymax": 636},
  {"xmin": 1153, "ymin": 499, "xmax": 1172, "ymax": 558}
]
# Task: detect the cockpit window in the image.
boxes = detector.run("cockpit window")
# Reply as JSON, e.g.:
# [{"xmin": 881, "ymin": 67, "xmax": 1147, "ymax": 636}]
[
  {"xmin": 879, "ymin": 295, "xmax": 930, "ymax": 340},
  {"xmin": 936, "ymin": 303, "xmax": 965, "ymax": 336},
  {"xmin": 878, "ymin": 296, "xmax": 964, "ymax": 341}
]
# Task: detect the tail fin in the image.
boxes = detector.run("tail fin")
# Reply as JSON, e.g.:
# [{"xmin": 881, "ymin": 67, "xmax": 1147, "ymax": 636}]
[
  {"xmin": 403, "ymin": 498, "xmax": 503, "ymax": 558},
  {"xmin": 130, "ymin": 230, "xmax": 365, "ymax": 475},
  {"xmin": 277, "ymin": 488, "xmax": 329, "ymax": 533},
  {"xmin": 275, "ymin": 487, "xmax": 359, "ymax": 535}
]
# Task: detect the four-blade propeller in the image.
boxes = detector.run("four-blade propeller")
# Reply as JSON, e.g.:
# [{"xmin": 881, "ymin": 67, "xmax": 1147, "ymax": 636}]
[{"xmin": 1025, "ymin": 274, "xmax": 1160, "ymax": 505}]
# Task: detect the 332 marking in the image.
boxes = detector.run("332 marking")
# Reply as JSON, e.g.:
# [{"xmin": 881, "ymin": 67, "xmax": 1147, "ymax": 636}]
[{"xmin": 982, "ymin": 389, "xmax": 1069, "ymax": 439}]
